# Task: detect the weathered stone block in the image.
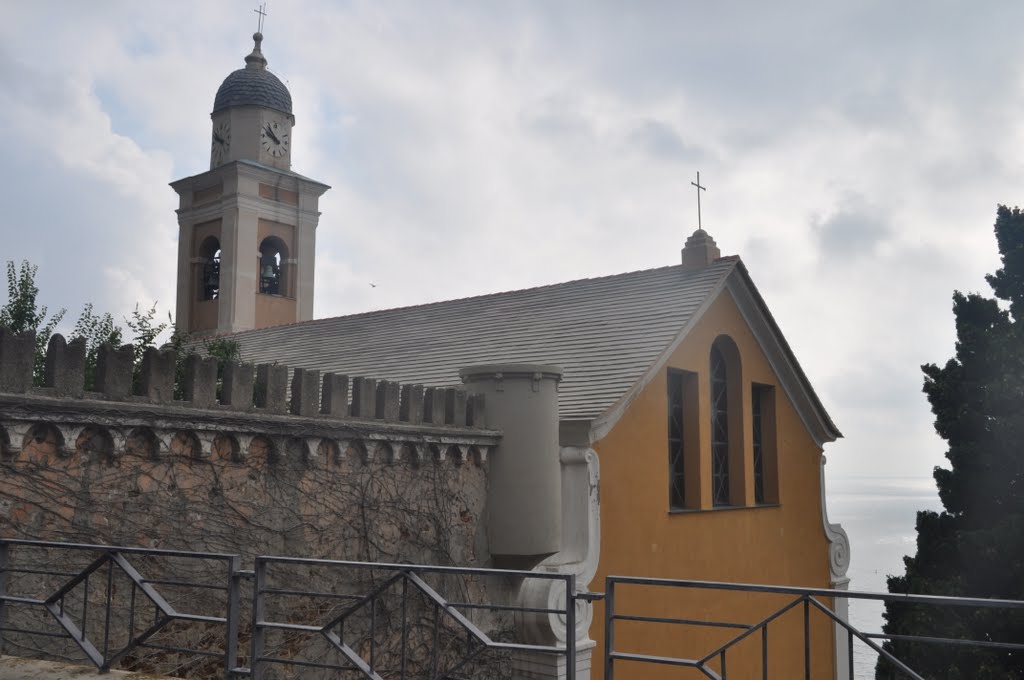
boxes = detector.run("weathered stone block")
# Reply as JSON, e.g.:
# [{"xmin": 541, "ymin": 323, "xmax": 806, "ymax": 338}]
[
  {"xmin": 375, "ymin": 381, "xmax": 401, "ymax": 421},
  {"xmin": 137, "ymin": 346, "xmax": 176, "ymax": 403},
  {"xmin": 290, "ymin": 368, "xmax": 320, "ymax": 416},
  {"xmin": 467, "ymin": 393, "xmax": 486, "ymax": 428},
  {"xmin": 95, "ymin": 343, "xmax": 134, "ymax": 400},
  {"xmin": 44, "ymin": 334, "xmax": 85, "ymax": 398},
  {"xmin": 0, "ymin": 329, "xmax": 35, "ymax": 394},
  {"xmin": 350, "ymin": 377, "xmax": 376, "ymax": 417},
  {"xmin": 255, "ymin": 364, "xmax": 289, "ymax": 413},
  {"xmin": 400, "ymin": 384, "xmax": 425, "ymax": 424},
  {"xmin": 221, "ymin": 361, "xmax": 254, "ymax": 410},
  {"xmin": 445, "ymin": 388, "xmax": 468, "ymax": 426},
  {"xmin": 320, "ymin": 373, "xmax": 349, "ymax": 417},
  {"xmin": 423, "ymin": 387, "xmax": 445, "ymax": 425},
  {"xmin": 183, "ymin": 354, "xmax": 218, "ymax": 408}
]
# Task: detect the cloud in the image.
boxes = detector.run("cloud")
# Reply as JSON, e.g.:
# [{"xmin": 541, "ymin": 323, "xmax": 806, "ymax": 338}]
[
  {"xmin": 3, "ymin": 1, "xmax": 1024, "ymax": 487},
  {"xmin": 812, "ymin": 194, "xmax": 892, "ymax": 259}
]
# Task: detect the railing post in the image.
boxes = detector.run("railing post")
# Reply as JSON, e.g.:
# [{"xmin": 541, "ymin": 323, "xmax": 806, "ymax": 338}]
[
  {"xmin": 604, "ymin": 578, "xmax": 615, "ymax": 680},
  {"xmin": 250, "ymin": 559, "xmax": 267, "ymax": 680},
  {"xmin": 803, "ymin": 597, "xmax": 811, "ymax": 680},
  {"xmin": 0, "ymin": 541, "xmax": 8, "ymax": 655},
  {"xmin": 566, "ymin": 574, "xmax": 576, "ymax": 680},
  {"xmin": 225, "ymin": 556, "xmax": 241, "ymax": 679}
]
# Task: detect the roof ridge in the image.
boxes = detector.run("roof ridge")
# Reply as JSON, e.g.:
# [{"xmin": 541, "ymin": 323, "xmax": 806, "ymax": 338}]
[{"xmin": 223, "ymin": 259, "xmax": 735, "ymax": 338}]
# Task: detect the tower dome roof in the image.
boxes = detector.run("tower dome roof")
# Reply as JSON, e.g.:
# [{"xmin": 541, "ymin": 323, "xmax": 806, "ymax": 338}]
[{"xmin": 213, "ymin": 33, "xmax": 292, "ymax": 116}]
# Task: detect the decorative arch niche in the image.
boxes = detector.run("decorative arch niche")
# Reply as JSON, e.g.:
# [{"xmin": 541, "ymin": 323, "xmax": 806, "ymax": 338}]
[{"xmin": 75, "ymin": 426, "xmax": 116, "ymax": 465}]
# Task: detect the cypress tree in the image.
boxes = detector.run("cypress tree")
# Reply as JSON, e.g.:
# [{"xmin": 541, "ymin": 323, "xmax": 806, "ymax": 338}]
[{"xmin": 878, "ymin": 205, "xmax": 1024, "ymax": 679}]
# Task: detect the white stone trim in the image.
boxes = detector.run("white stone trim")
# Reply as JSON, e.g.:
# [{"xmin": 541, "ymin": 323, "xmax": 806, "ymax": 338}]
[
  {"xmin": 588, "ymin": 268, "xmax": 732, "ymax": 444},
  {"xmin": 512, "ymin": 446, "xmax": 601, "ymax": 679},
  {"xmin": 588, "ymin": 262, "xmax": 841, "ymax": 448}
]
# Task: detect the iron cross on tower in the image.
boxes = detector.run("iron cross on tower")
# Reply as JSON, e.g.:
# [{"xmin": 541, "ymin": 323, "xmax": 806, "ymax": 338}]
[
  {"xmin": 691, "ymin": 171, "xmax": 707, "ymax": 231},
  {"xmin": 254, "ymin": 3, "xmax": 268, "ymax": 33}
]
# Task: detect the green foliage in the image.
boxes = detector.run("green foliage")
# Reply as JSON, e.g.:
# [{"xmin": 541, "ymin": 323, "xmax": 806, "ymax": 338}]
[
  {"xmin": 124, "ymin": 304, "xmax": 169, "ymax": 390},
  {"xmin": 879, "ymin": 206, "xmax": 1024, "ymax": 679},
  {"xmin": 0, "ymin": 260, "xmax": 66, "ymax": 385},
  {"xmin": 73, "ymin": 303, "xmax": 123, "ymax": 391},
  {"xmin": 205, "ymin": 337, "xmax": 240, "ymax": 365},
  {"xmin": 0, "ymin": 261, "xmax": 242, "ymax": 400},
  {"xmin": 125, "ymin": 304, "xmax": 167, "ymax": 361}
]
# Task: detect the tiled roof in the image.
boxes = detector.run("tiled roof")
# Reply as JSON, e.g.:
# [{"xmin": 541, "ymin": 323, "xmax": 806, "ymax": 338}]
[
  {"xmin": 225, "ymin": 260, "xmax": 736, "ymax": 421},
  {"xmin": 213, "ymin": 68, "xmax": 292, "ymax": 115}
]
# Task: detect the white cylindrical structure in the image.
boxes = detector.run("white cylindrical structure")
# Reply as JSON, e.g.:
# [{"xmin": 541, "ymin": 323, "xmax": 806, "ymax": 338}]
[{"xmin": 460, "ymin": 364, "xmax": 563, "ymax": 564}]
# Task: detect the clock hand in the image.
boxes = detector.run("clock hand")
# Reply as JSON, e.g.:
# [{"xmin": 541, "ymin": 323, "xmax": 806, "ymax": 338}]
[
  {"xmin": 213, "ymin": 133, "xmax": 225, "ymax": 145},
  {"xmin": 264, "ymin": 125, "xmax": 280, "ymax": 144}
]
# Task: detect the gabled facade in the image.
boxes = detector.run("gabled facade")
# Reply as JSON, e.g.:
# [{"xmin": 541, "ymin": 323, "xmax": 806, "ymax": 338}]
[{"xmin": 218, "ymin": 230, "xmax": 850, "ymax": 679}]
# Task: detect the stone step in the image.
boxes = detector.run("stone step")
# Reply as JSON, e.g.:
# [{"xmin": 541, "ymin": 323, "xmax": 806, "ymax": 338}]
[{"xmin": 0, "ymin": 656, "xmax": 179, "ymax": 680}]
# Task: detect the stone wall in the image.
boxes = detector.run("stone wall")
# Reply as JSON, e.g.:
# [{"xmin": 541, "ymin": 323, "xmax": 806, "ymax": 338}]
[
  {"xmin": 0, "ymin": 330, "xmax": 516, "ymax": 678},
  {"xmin": 0, "ymin": 329, "xmax": 498, "ymax": 562}
]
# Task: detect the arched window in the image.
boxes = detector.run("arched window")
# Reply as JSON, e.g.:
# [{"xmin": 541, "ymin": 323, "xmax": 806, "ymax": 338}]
[
  {"xmin": 709, "ymin": 335, "xmax": 743, "ymax": 507},
  {"xmin": 258, "ymin": 237, "xmax": 288, "ymax": 296},
  {"xmin": 198, "ymin": 237, "xmax": 221, "ymax": 301},
  {"xmin": 710, "ymin": 344, "xmax": 730, "ymax": 506}
]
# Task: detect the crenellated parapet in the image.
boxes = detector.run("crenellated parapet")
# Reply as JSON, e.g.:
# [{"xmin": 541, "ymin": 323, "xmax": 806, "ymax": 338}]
[{"xmin": 0, "ymin": 330, "xmax": 498, "ymax": 469}]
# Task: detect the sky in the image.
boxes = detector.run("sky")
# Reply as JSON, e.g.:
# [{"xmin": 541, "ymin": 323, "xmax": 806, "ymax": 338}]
[{"xmin": 1, "ymin": 1, "xmax": 1020, "ymax": 486}]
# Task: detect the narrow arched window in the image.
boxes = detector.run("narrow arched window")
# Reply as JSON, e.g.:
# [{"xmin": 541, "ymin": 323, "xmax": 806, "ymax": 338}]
[
  {"xmin": 667, "ymin": 369, "xmax": 686, "ymax": 509},
  {"xmin": 197, "ymin": 237, "xmax": 221, "ymax": 301},
  {"xmin": 710, "ymin": 344, "xmax": 730, "ymax": 506},
  {"xmin": 258, "ymin": 237, "xmax": 288, "ymax": 296}
]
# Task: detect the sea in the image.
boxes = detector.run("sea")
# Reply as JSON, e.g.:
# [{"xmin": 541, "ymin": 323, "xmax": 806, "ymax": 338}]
[{"xmin": 825, "ymin": 475, "xmax": 943, "ymax": 680}]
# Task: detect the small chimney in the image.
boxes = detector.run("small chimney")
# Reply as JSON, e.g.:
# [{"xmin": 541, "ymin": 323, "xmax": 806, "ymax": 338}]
[{"xmin": 681, "ymin": 228, "xmax": 721, "ymax": 270}]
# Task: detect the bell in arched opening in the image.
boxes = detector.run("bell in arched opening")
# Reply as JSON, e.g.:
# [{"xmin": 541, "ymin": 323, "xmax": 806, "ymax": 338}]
[
  {"xmin": 258, "ymin": 237, "xmax": 287, "ymax": 296},
  {"xmin": 197, "ymin": 237, "xmax": 222, "ymax": 302},
  {"xmin": 203, "ymin": 250, "xmax": 221, "ymax": 300}
]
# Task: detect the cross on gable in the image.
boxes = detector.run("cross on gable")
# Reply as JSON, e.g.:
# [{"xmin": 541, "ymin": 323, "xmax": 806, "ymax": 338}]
[{"xmin": 691, "ymin": 171, "xmax": 707, "ymax": 231}]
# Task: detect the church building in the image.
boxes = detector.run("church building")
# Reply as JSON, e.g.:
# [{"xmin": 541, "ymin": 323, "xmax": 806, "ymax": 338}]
[{"xmin": 171, "ymin": 33, "xmax": 851, "ymax": 680}]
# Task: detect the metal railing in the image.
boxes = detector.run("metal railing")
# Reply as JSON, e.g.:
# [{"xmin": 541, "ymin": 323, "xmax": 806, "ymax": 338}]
[
  {"xmin": 0, "ymin": 539, "xmax": 580, "ymax": 679},
  {"xmin": 249, "ymin": 556, "xmax": 576, "ymax": 679},
  {"xmin": 0, "ymin": 539, "xmax": 241, "ymax": 675},
  {"xmin": 603, "ymin": 575, "xmax": 1024, "ymax": 680}
]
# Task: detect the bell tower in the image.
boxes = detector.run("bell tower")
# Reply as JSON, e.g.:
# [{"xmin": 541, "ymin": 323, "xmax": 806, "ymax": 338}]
[{"xmin": 171, "ymin": 32, "xmax": 329, "ymax": 336}]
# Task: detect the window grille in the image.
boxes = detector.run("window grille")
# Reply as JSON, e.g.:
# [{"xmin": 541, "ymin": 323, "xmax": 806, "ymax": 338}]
[
  {"xmin": 752, "ymin": 386, "xmax": 766, "ymax": 504},
  {"xmin": 710, "ymin": 346, "xmax": 730, "ymax": 506},
  {"xmin": 667, "ymin": 370, "xmax": 686, "ymax": 509}
]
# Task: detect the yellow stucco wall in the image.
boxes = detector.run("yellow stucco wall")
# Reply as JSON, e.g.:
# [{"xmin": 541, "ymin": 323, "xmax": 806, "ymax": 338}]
[{"xmin": 591, "ymin": 288, "xmax": 835, "ymax": 679}]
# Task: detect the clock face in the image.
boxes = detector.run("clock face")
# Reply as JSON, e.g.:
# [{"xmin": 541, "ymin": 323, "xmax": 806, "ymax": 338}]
[
  {"xmin": 211, "ymin": 120, "xmax": 230, "ymax": 164},
  {"xmin": 261, "ymin": 118, "xmax": 290, "ymax": 158}
]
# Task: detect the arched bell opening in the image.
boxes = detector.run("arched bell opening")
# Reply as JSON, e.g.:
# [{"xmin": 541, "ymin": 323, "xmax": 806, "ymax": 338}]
[
  {"xmin": 197, "ymin": 236, "xmax": 221, "ymax": 301},
  {"xmin": 258, "ymin": 236, "xmax": 289, "ymax": 296}
]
